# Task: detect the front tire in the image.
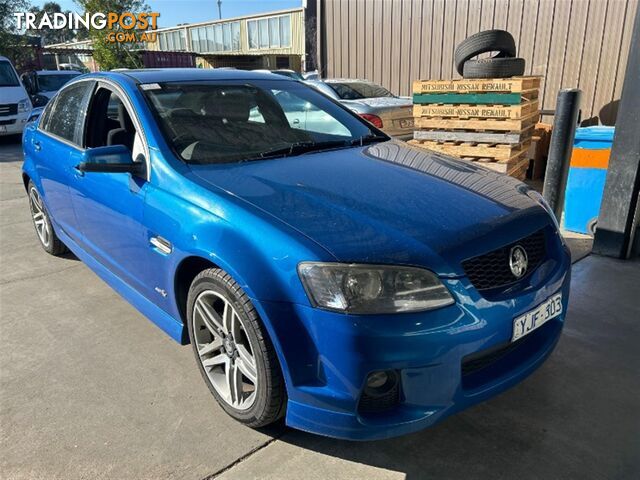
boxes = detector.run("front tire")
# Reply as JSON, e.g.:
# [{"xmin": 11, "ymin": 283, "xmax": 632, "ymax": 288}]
[
  {"xmin": 186, "ymin": 268, "xmax": 286, "ymax": 427},
  {"xmin": 27, "ymin": 181, "xmax": 68, "ymax": 256}
]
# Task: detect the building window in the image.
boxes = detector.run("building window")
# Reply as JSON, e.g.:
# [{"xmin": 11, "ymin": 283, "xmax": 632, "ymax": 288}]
[
  {"xmin": 189, "ymin": 21, "xmax": 240, "ymax": 53},
  {"xmin": 223, "ymin": 23, "xmax": 232, "ymax": 51},
  {"xmin": 248, "ymin": 14, "xmax": 291, "ymax": 50},
  {"xmin": 232, "ymin": 22, "xmax": 240, "ymax": 51},
  {"xmin": 160, "ymin": 30, "xmax": 186, "ymax": 51},
  {"xmin": 248, "ymin": 21, "xmax": 258, "ymax": 49},
  {"xmin": 268, "ymin": 17, "xmax": 280, "ymax": 48}
]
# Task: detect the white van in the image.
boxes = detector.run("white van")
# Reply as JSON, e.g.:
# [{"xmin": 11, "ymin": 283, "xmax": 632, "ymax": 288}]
[{"xmin": 0, "ymin": 56, "xmax": 33, "ymax": 136}]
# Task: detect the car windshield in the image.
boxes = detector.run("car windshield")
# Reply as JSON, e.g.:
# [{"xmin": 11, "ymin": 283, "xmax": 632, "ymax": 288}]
[
  {"xmin": 142, "ymin": 79, "xmax": 387, "ymax": 165},
  {"xmin": 327, "ymin": 82, "xmax": 395, "ymax": 100},
  {"xmin": 0, "ymin": 61, "xmax": 20, "ymax": 87},
  {"xmin": 37, "ymin": 73, "xmax": 80, "ymax": 92}
]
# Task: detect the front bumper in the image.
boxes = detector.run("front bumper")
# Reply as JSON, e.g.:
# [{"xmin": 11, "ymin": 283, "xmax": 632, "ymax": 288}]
[
  {"xmin": 0, "ymin": 113, "xmax": 29, "ymax": 136},
  {"xmin": 253, "ymin": 245, "xmax": 571, "ymax": 440}
]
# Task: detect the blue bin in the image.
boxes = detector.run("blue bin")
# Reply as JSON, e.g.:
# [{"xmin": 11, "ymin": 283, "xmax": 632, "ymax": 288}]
[{"xmin": 563, "ymin": 126, "xmax": 615, "ymax": 235}]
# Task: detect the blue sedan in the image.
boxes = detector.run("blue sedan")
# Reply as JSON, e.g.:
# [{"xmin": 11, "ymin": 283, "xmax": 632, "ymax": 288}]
[{"xmin": 21, "ymin": 69, "xmax": 571, "ymax": 440}]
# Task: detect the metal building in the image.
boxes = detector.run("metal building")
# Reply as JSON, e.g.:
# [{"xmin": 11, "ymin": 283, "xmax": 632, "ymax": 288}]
[{"xmin": 317, "ymin": 0, "xmax": 638, "ymax": 123}]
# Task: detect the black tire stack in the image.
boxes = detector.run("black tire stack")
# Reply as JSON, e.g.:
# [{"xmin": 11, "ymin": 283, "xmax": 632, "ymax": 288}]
[{"xmin": 454, "ymin": 30, "xmax": 525, "ymax": 79}]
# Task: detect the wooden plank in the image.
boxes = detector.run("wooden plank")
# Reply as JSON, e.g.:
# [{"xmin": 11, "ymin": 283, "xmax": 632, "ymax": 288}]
[
  {"xmin": 412, "ymin": 91, "xmax": 539, "ymax": 105},
  {"xmin": 413, "ymin": 126, "xmax": 534, "ymax": 145},
  {"xmin": 408, "ymin": 140, "xmax": 531, "ymax": 161},
  {"xmin": 413, "ymin": 99, "xmax": 539, "ymax": 119},
  {"xmin": 414, "ymin": 112, "xmax": 540, "ymax": 131},
  {"xmin": 413, "ymin": 76, "xmax": 542, "ymax": 94},
  {"xmin": 471, "ymin": 152, "xmax": 530, "ymax": 176}
]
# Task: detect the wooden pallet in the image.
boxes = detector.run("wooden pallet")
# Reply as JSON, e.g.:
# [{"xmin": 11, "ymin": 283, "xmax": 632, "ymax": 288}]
[
  {"xmin": 408, "ymin": 139, "xmax": 531, "ymax": 162},
  {"xmin": 413, "ymin": 76, "xmax": 542, "ymax": 94},
  {"xmin": 414, "ymin": 112, "xmax": 540, "ymax": 132},
  {"xmin": 413, "ymin": 99, "xmax": 539, "ymax": 120},
  {"xmin": 413, "ymin": 126, "xmax": 534, "ymax": 145},
  {"xmin": 473, "ymin": 153, "xmax": 530, "ymax": 179},
  {"xmin": 413, "ymin": 89, "xmax": 539, "ymax": 105}
]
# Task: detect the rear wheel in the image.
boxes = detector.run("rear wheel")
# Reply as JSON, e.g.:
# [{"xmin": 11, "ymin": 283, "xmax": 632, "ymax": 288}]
[
  {"xmin": 27, "ymin": 181, "xmax": 68, "ymax": 256},
  {"xmin": 186, "ymin": 268, "xmax": 286, "ymax": 427}
]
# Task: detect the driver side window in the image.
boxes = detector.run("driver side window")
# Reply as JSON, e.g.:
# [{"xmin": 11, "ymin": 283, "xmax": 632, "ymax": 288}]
[{"xmin": 85, "ymin": 88, "xmax": 143, "ymax": 161}]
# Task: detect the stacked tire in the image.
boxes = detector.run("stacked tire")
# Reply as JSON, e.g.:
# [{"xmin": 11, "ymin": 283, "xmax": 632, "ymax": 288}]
[{"xmin": 454, "ymin": 30, "xmax": 525, "ymax": 79}]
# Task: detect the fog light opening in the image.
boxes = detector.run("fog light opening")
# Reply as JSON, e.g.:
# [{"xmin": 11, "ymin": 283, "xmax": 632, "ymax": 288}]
[{"xmin": 364, "ymin": 370, "xmax": 398, "ymax": 396}]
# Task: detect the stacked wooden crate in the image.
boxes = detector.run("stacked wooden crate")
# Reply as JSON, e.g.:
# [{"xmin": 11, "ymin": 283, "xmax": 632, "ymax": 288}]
[{"xmin": 409, "ymin": 76, "xmax": 541, "ymax": 179}]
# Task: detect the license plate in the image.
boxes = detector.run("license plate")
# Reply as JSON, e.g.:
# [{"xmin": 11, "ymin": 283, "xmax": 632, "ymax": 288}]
[
  {"xmin": 512, "ymin": 293, "xmax": 562, "ymax": 342},
  {"xmin": 0, "ymin": 125, "xmax": 6, "ymax": 133},
  {"xmin": 396, "ymin": 118, "xmax": 414, "ymax": 129}
]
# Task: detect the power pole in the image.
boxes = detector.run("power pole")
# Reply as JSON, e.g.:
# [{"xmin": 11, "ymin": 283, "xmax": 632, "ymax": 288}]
[{"xmin": 217, "ymin": 0, "xmax": 222, "ymax": 19}]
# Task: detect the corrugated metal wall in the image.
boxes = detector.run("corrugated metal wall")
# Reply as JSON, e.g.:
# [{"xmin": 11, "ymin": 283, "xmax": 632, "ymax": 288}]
[{"xmin": 319, "ymin": 0, "xmax": 638, "ymax": 122}]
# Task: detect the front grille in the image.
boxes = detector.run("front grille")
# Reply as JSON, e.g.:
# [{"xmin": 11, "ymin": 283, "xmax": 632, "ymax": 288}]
[
  {"xmin": 0, "ymin": 119, "xmax": 16, "ymax": 126},
  {"xmin": 0, "ymin": 104, "xmax": 18, "ymax": 117},
  {"xmin": 462, "ymin": 229, "xmax": 547, "ymax": 291}
]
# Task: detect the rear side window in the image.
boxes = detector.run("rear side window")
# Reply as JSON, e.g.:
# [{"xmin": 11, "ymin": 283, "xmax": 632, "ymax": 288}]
[{"xmin": 42, "ymin": 81, "xmax": 93, "ymax": 145}]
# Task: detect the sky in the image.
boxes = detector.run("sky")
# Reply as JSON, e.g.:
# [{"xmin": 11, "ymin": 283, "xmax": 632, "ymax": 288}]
[{"xmin": 30, "ymin": 0, "xmax": 303, "ymax": 28}]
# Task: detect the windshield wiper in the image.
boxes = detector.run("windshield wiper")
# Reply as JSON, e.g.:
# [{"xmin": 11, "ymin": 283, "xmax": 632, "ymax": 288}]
[
  {"xmin": 245, "ymin": 140, "xmax": 353, "ymax": 161},
  {"xmin": 350, "ymin": 133, "xmax": 388, "ymax": 146},
  {"xmin": 243, "ymin": 135, "xmax": 388, "ymax": 163}
]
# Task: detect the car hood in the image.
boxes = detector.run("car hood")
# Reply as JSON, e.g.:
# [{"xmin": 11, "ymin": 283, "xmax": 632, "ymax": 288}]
[
  {"xmin": 188, "ymin": 141, "xmax": 550, "ymax": 276},
  {"xmin": 1, "ymin": 85, "xmax": 28, "ymax": 102}
]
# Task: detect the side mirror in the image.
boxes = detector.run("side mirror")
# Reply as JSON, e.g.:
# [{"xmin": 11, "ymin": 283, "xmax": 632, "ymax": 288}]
[
  {"xmin": 31, "ymin": 95, "xmax": 48, "ymax": 107},
  {"xmin": 76, "ymin": 145, "xmax": 146, "ymax": 176}
]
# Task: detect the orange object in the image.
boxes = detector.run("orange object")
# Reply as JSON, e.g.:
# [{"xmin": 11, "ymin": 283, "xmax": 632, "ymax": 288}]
[{"xmin": 569, "ymin": 148, "xmax": 610, "ymax": 169}]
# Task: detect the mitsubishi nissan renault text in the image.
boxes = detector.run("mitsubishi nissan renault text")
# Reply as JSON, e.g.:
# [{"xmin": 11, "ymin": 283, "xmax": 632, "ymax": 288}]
[{"xmin": 21, "ymin": 69, "xmax": 571, "ymax": 440}]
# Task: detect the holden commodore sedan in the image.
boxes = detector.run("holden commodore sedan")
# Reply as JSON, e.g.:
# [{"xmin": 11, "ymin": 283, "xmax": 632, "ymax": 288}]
[{"xmin": 22, "ymin": 69, "xmax": 570, "ymax": 440}]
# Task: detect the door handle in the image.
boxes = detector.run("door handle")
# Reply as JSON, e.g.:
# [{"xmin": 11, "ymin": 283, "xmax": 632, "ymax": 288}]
[
  {"xmin": 150, "ymin": 236, "xmax": 172, "ymax": 255},
  {"xmin": 33, "ymin": 141, "xmax": 41, "ymax": 151}
]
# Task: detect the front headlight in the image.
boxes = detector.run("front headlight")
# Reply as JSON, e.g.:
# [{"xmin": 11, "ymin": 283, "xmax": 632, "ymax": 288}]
[
  {"xmin": 298, "ymin": 263, "xmax": 454, "ymax": 314},
  {"xmin": 17, "ymin": 98, "xmax": 31, "ymax": 113}
]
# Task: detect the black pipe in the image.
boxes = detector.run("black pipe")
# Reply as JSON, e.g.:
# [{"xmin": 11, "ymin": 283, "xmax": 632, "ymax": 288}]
[{"xmin": 542, "ymin": 88, "xmax": 581, "ymax": 220}]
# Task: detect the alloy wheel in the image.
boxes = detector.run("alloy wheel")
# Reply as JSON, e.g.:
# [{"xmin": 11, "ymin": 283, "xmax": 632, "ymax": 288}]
[
  {"xmin": 192, "ymin": 290, "xmax": 259, "ymax": 411},
  {"xmin": 29, "ymin": 186, "xmax": 51, "ymax": 248}
]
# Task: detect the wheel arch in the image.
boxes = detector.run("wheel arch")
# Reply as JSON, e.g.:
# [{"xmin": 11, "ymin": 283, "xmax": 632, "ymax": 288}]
[
  {"xmin": 173, "ymin": 255, "xmax": 219, "ymax": 336},
  {"xmin": 172, "ymin": 253, "xmax": 294, "ymax": 395}
]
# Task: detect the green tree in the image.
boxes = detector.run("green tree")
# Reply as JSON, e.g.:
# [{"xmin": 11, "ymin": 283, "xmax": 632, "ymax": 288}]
[
  {"xmin": 74, "ymin": 0, "xmax": 149, "ymax": 70},
  {"xmin": 27, "ymin": 2, "xmax": 76, "ymax": 45},
  {"xmin": 0, "ymin": 0, "xmax": 33, "ymax": 68}
]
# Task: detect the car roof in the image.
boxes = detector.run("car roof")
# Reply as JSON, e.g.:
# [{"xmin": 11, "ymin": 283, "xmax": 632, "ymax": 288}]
[
  {"xmin": 99, "ymin": 68, "xmax": 296, "ymax": 84},
  {"xmin": 321, "ymin": 78, "xmax": 374, "ymax": 84},
  {"xmin": 35, "ymin": 70, "xmax": 81, "ymax": 75}
]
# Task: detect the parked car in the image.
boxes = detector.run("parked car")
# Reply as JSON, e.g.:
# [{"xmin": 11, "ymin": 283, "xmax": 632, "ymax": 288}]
[
  {"xmin": 58, "ymin": 62, "xmax": 89, "ymax": 73},
  {"xmin": 21, "ymin": 70, "xmax": 82, "ymax": 107},
  {"xmin": 22, "ymin": 69, "xmax": 570, "ymax": 440},
  {"xmin": 306, "ymin": 78, "xmax": 414, "ymax": 139},
  {"xmin": 303, "ymin": 70, "xmax": 319, "ymax": 80},
  {"xmin": 253, "ymin": 68, "xmax": 305, "ymax": 80},
  {"xmin": 0, "ymin": 56, "xmax": 33, "ymax": 137}
]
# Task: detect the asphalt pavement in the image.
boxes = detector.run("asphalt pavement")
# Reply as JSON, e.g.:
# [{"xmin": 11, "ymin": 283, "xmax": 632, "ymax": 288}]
[{"xmin": 1, "ymin": 135, "xmax": 637, "ymax": 480}]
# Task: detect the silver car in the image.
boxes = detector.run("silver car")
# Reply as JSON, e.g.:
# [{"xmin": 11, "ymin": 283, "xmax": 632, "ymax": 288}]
[{"xmin": 306, "ymin": 79, "xmax": 414, "ymax": 139}]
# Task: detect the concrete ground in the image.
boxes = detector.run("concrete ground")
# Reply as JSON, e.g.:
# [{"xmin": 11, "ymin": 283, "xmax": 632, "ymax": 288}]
[{"xmin": 1, "ymin": 135, "xmax": 638, "ymax": 480}]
